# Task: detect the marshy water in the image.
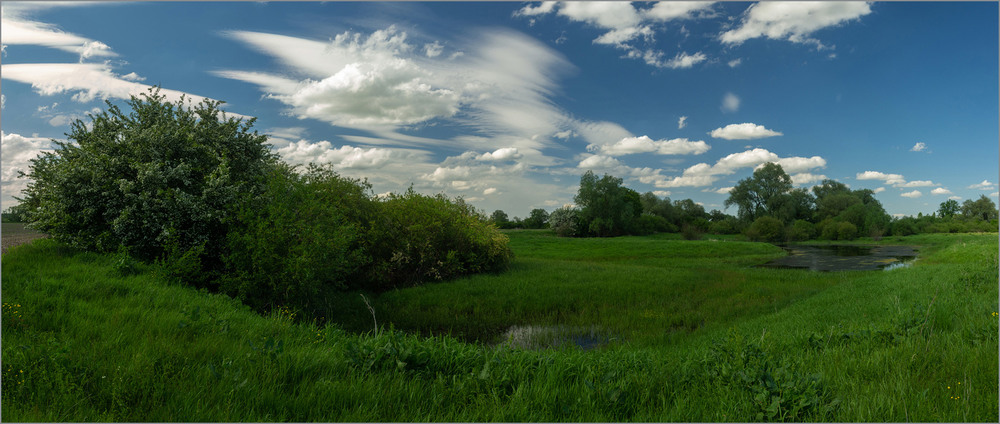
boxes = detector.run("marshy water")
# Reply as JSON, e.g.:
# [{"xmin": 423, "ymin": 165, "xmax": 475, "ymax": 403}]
[{"xmin": 761, "ymin": 244, "xmax": 918, "ymax": 272}]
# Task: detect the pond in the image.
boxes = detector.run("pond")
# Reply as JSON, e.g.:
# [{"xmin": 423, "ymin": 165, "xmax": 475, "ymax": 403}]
[{"xmin": 760, "ymin": 244, "xmax": 918, "ymax": 272}]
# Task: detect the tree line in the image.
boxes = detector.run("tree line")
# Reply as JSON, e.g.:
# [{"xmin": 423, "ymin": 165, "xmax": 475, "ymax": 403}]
[{"xmin": 492, "ymin": 164, "xmax": 997, "ymax": 241}]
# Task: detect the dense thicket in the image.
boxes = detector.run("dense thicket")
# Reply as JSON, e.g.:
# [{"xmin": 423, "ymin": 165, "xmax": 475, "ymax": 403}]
[
  {"xmin": 15, "ymin": 89, "xmax": 512, "ymax": 317},
  {"xmin": 17, "ymin": 90, "xmax": 277, "ymax": 267}
]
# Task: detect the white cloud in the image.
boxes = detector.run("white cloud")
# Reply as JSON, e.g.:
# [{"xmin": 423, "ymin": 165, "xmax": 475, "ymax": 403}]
[
  {"xmin": 589, "ymin": 135, "xmax": 710, "ymax": 156},
  {"xmin": 664, "ymin": 51, "xmax": 707, "ymax": 69},
  {"xmin": 721, "ymin": 92, "xmax": 740, "ymax": 112},
  {"xmin": 711, "ymin": 186, "xmax": 734, "ymax": 194},
  {"xmin": 514, "ymin": 1, "xmax": 716, "ymax": 69},
  {"xmin": 478, "ymin": 147, "xmax": 522, "ymax": 161},
  {"xmin": 790, "ymin": 172, "xmax": 826, "ymax": 186},
  {"xmin": 276, "ymin": 140, "xmax": 402, "ymax": 170},
  {"xmin": 1, "ymin": 63, "xmax": 243, "ymax": 117},
  {"xmin": 856, "ymin": 171, "xmax": 906, "ymax": 186},
  {"xmin": 654, "ymin": 148, "xmax": 825, "ymax": 188},
  {"xmin": 424, "ymin": 41, "xmax": 443, "ymax": 58},
  {"xmin": 120, "ymin": 72, "xmax": 145, "ymax": 82},
  {"xmin": 873, "ymin": 187, "xmax": 886, "ymax": 193},
  {"xmin": 720, "ymin": 2, "xmax": 872, "ymax": 49},
  {"xmin": 948, "ymin": 195, "xmax": 962, "ymax": 200},
  {"xmin": 968, "ymin": 179, "xmax": 996, "ymax": 190},
  {"xmin": 424, "ymin": 166, "xmax": 472, "ymax": 182},
  {"xmin": 772, "ymin": 156, "xmax": 826, "ymax": 174},
  {"xmin": 910, "ymin": 142, "xmax": 926, "ymax": 152},
  {"xmin": 0, "ymin": 10, "xmax": 117, "ymax": 61},
  {"xmin": 652, "ymin": 190, "xmax": 672, "ymax": 197},
  {"xmin": 483, "ymin": 187, "xmax": 498, "ymax": 195},
  {"xmin": 931, "ymin": 187, "xmax": 953, "ymax": 195},
  {"xmin": 991, "ymin": 192, "xmax": 999, "ymax": 198},
  {"xmin": 578, "ymin": 154, "xmax": 622, "ymax": 170},
  {"xmin": 728, "ymin": 58, "xmax": 742, "ymax": 67},
  {"xmin": 901, "ymin": 190, "xmax": 922, "ymax": 198},
  {"xmin": 896, "ymin": 180, "xmax": 935, "ymax": 188},
  {"xmin": 710, "ymin": 122, "xmax": 782, "ymax": 140},
  {"xmin": 1, "ymin": 132, "xmax": 57, "ymax": 205},
  {"xmin": 677, "ymin": 116, "xmax": 687, "ymax": 129}
]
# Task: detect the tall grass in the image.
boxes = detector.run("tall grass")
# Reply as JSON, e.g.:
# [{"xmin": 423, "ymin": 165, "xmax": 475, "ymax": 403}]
[{"xmin": 2, "ymin": 232, "xmax": 996, "ymax": 421}]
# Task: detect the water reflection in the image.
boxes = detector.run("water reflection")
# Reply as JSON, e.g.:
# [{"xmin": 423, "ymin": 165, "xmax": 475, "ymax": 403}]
[{"xmin": 761, "ymin": 244, "xmax": 918, "ymax": 271}]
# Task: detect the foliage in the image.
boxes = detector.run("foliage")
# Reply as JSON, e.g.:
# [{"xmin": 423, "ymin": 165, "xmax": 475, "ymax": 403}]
[
  {"xmin": 962, "ymin": 195, "xmax": 999, "ymax": 221},
  {"xmin": 490, "ymin": 210, "xmax": 509, "ymax": 227},
  {"xmin": 938, "ymin": 199, "xmax": 960, "ymax": 218},
  {"xmin": 523, "ymin": 208, "xmax": 550, "ymax": 229},
  {"xmin": 220, "ymin": 163, "xmax": 375, "ymax": 314},
  {"xmin": 786, "ymin": 220, "xmax": 816, "ymax": 242},
  {"xmin": 574, "ymin": 171, "xmax": 642, "ymax": 237},
  {"xmin": 2, "ymin": 203, "xmax": 30, "ymax": 223},
  {"xmin": 548, "ymin": 206, "xmax": 580, "ymax": 237},
  {"xmin": 364, "ymin": 189, "xmax": 513, "ymax": 290},
  {"xmin": 745, "ymin": 215, "xmax": 785, "ymax": 242},
  {"xmin": 725, "ymin": 163, "xmax": 793, "ymax": 223},
  {"xmin": 15, "ymin": 88, "xmax": 276, "ymax": 264}
]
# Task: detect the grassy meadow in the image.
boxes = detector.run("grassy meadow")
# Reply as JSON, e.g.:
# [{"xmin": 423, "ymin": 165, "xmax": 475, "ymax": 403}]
[{"xmin": 1, "ymin": 231, "xmax": 997, "ymax": 421}]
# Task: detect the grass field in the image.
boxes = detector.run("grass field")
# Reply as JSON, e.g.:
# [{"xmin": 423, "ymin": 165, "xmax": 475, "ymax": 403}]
[{"xmin": 1, "ymin": 231, "xmax": 997, "ymax": 421}]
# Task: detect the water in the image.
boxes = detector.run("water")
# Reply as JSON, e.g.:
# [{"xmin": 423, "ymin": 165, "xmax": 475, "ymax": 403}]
[
  {"xmin": 496, "ymin": 325, "xmax": 612, "ymax": 350},
  {"xmin": 761, "ymin": 244, "xmax": 918, "ymax": 272}
]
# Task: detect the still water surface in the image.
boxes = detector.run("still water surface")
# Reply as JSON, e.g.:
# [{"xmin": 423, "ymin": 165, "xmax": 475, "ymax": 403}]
[{"xmin": 761, "ymin": 244, "xmax": 918, "ymax": 272}]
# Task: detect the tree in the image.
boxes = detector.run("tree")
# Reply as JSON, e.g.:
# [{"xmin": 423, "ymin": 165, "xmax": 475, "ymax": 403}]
[
  {"xmin": 938, "ymin": 199, "xmax": 960, "ymax": 218},
  {"xmin": 490, "ymin": 210, "xmax": 509, "ymax": 227},
  {"xmin": 523, "ymin": 208, "xmax": 550, "ymax": 229},
  {"xmin": 549, "ymin": 206, "xmax": 580, "ymax": 237},
  {"xmin": 961, "ymin": 195, "xmax": 999, "ymax": 221},
  {"xmin": 725, "ymin": 162, "xmax": 793, "ymax": 222},
  {"xmin": 17, "ymin": 88, "xmax": 277, "ymax": 264},
  {"xmin": 574, "ymin": 171, "xmax": 642, "ymax": 237}
]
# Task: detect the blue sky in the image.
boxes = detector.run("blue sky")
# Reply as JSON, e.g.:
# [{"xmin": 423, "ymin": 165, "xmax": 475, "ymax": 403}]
[{"xmin": 2, "ymin": 1, "xmax": 997, "ymax": 218}]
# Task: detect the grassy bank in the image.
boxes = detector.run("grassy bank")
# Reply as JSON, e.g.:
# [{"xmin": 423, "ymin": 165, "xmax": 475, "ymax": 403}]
[{"xmin": 2, "ymin": 232, "xmax": 997, "ymax": 421}]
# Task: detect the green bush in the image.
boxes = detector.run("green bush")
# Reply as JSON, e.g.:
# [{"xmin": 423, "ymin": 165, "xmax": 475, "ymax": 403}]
[
  {"xmin": 836, "ymin": 222, "xmax": 857, "ymax": 240},
  {"xmin": 681, "ymin": 223, "xmax": 703, "ymax": 240},
  {"xmin": 221, "ymin": 164, "xmax": 375, "ymax": 314},
  {"xmin": 786, "ymin": 219, "xmax": 815, "ymax": 241},
  {"xmin": 16, "ymin": 88, "xmax": 276, "ymax": 264},
  {"xmin": 549, "ymin": 207, "xmax": 580, "ymax": 237},
  {"xmin": 745, "ymin": 216, "xmax": 784, "ymax": 242},
  {"xmin": 633, "ymin": 214, "xmax": 673, "ymax": 235},
  {"xmin": 364, "ymin": 189, "xmax": 513, "ymax": 290}
]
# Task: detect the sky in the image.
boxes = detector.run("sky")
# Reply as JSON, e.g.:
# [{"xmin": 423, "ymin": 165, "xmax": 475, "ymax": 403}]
[{"xmin": 2, "ymin": 1, "xmax": 997, "ymax": 218}]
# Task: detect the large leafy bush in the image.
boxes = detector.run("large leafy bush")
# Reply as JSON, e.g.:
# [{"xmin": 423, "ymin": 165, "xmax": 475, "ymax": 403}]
[{"xmin": 18, "ymin": 89, "xmax": 276, "ymax": 266}]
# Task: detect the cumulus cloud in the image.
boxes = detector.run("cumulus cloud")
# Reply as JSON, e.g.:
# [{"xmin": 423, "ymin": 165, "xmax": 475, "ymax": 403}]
[
  {"xmin": 910, "ymin": 142, "xmax": 926, "ymax": 152},
  {"xmin": 967, "ymin": 179, "xmax": 996, "ymax": 190},
  {"xmin": 720, "ymin": 2, "xmax": 872, "ymax": 49},
  {"xmin": 721, "ymin": 92, "xmax": 740, "ymax": 112},
  {"xmin": 577, "ymin": 154, "xmax": 622, "ymax": 170},
  {"xmin": 872, "ymin": 187, "xmax": 886, "ymax": 193},
  {"xmin": 478, "ymin": 147, "xmax": 522, "ymax": 161},
  {"xmin": 276, "ymin": 140, "xmax": 398, "ymax": 169},
  {"xmin": 856, "ymin": 171, "xmax": 906, "ymax": 186},
  {"xmin": 896, "ymin": 180, "xmax": 935, "ymax": 188},
  {"xmin": 900, "ymin": 190, "xmax": 922, "ymax": 198},
  {"xmin": 652, "ymin": 190, "xmax": 672, "ymax": 197},
  {"xmin": 654, "ymin": 148, "xmax": 825, "ymax": 188},
  {"xmin": 483, "ymin": 187, "xmax": 498, "ymax": 195},
  {"xmin": 677, "ymin": 116, "xmax": 687, "ymax": 129},
  {"xmin": 790, "ymin": 172, "xmax": 826, "ymax": 186},
  {"xmin": 710, "ymin": 122, "xmax": 782, "ymax": 140},
  {"xmin": 1, "ymin": 132, "xmax": 57, "ymax": 204},
  {"xmin": 514, "ymin": 1, "xmax": 716, "ymax": 69},
  {"xmin": 931, "ymin": 187, "xmax": 953, "ymax": 195},
  {"xmin": 589, "ymin": 135, "xmax": 710, "ymax": 157}
]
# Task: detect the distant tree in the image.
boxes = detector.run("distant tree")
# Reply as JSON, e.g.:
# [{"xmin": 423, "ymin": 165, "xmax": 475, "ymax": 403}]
[
  {"xmin": 549, "ymin": 206, "xmax": 579, "ymax": 237},
  {"xmin": 774, "ymin": 188, "xmax": 816, "ymax": 223},
  {"xmin": 725, "ymin": 162, "xmax": 793, "ymax": 222},
  {"xmin": 490, "ymin": 209, "xmax": 509, "ymax": 227},
  {"xmin": 574, "ymin": 171, "xmax": 642, "ymax": 237},
  {"xmin": 523, "ymin": 208, "xmax": 550, "ymax": 229},
  {"xmin": 745, "ymin": 215, "xmax": 784, "ymax": 242},
  {"xmin": 961, "ymin": 195, "xmax": 999, "ymax": 221},
  {"xmin": 937, "ymin": 200, "xmax": 960, "ymax": 219},
  {"xmin": 811, "ymin": 179, "xmax": 852, "ymax": 201},
  {"xmin": 640, "ymin": 191, "xmax": 679, "ymax": 228}
]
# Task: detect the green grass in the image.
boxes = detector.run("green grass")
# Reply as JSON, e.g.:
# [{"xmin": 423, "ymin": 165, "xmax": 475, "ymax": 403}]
[{"xmin": 2, "ymin": 232, "xmax": 997, "ymax": 421}]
